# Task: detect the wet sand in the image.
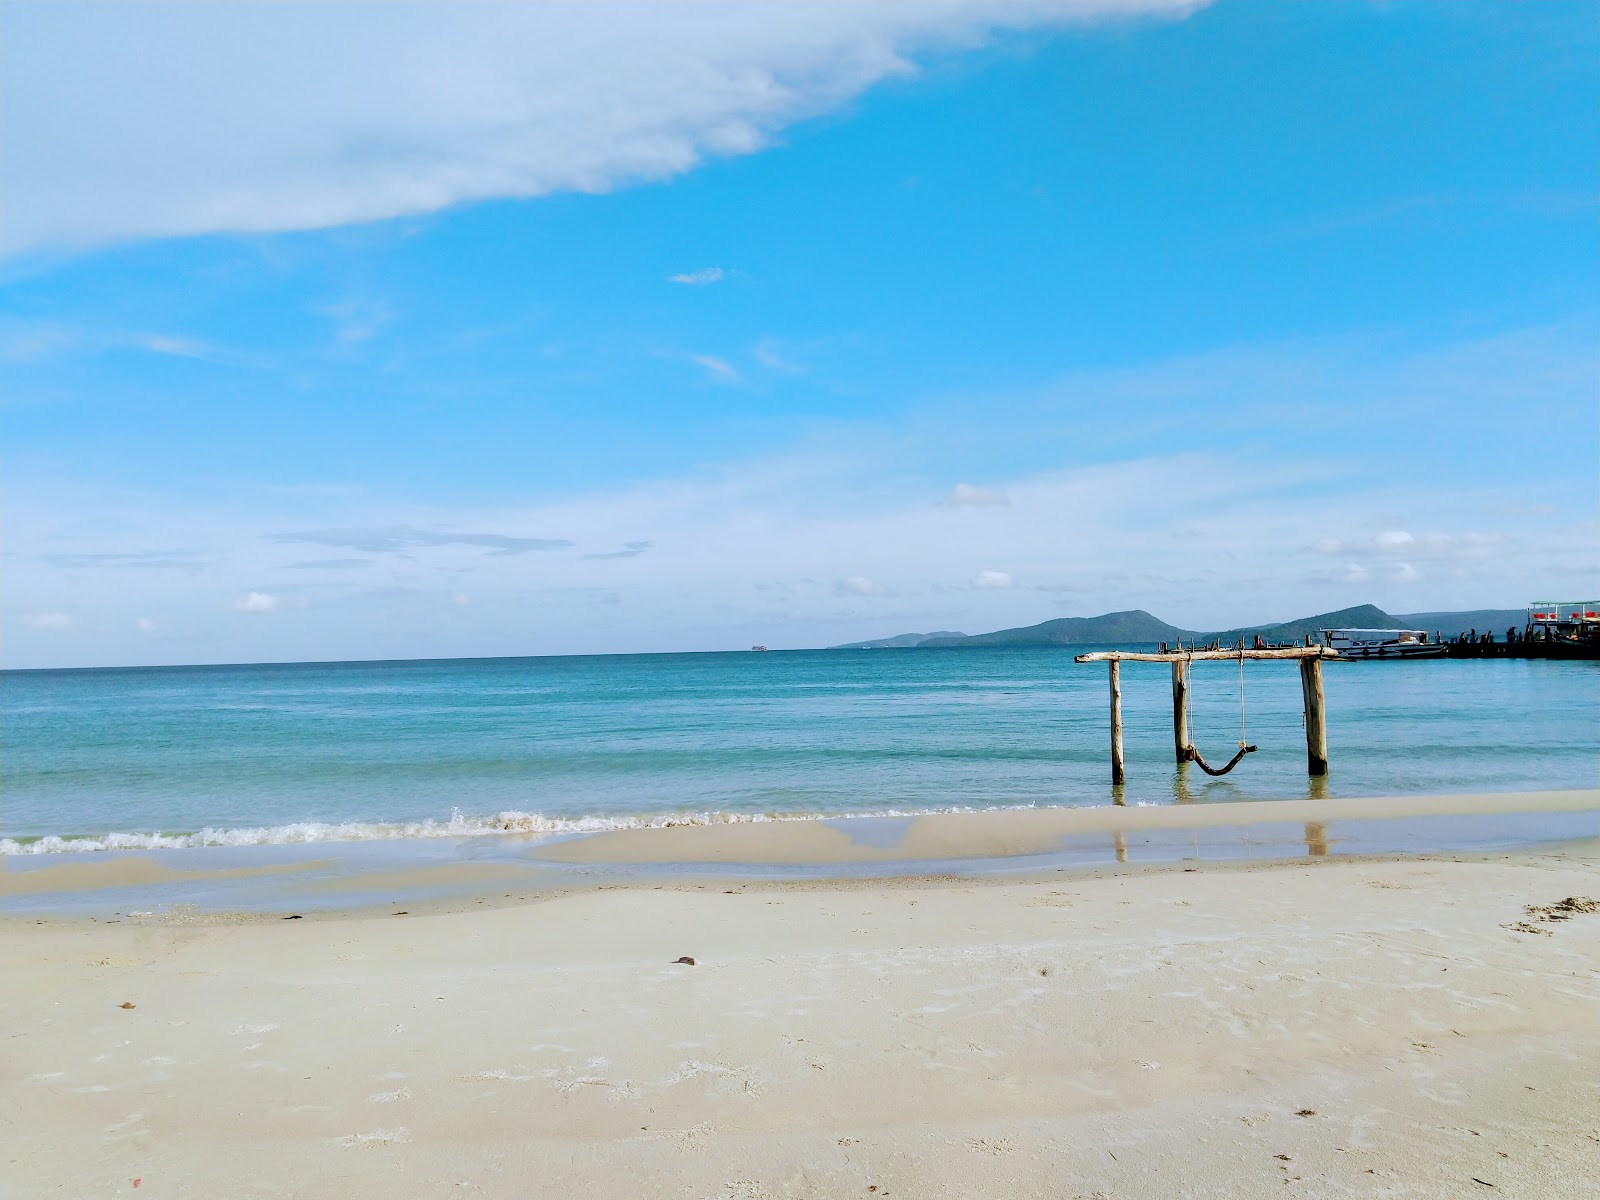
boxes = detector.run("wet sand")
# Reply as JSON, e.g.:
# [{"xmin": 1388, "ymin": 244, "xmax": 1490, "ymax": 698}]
[
  {"xmin": 4, "ymin": 823, "xmax": 1599, "ymax": 1197},
  {"xmin": 537, "ymin": 788, "xmax": 1600, "ymax": 865}
]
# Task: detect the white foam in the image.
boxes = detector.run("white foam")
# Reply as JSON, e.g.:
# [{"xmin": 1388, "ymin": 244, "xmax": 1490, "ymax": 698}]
[{"xmin": 0, "ymin": 800, "xmax": 1082, "ymax": 855}]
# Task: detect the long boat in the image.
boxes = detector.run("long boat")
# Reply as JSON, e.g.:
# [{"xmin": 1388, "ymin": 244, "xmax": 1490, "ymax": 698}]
[{"xmin": 1319, "ymin": 628, "xmax": 1446, "ymax": 660}]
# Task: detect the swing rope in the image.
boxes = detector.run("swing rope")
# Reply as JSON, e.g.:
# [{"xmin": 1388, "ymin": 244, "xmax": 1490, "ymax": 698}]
[{"xmin": 1183, "ymin": 644, "xmax": 1258, "ymax": 776}]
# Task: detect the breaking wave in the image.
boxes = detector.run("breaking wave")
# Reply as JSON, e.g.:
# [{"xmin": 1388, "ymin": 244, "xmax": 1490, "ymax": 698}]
[{"xmin": 0, "ymin": 801, "xmax": 1098, "ymax": 855}]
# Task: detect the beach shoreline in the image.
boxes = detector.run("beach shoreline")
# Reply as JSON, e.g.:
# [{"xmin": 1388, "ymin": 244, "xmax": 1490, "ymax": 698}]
[{"xmin": 4, "ymin": 788, "xmax": 1595, "ymax": 920}]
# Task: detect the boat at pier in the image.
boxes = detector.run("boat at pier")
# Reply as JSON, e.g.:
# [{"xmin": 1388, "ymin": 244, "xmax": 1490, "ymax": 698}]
[{"xmin": 1319, "ymin": 628, "xmax": 1445, "ymax": 660}]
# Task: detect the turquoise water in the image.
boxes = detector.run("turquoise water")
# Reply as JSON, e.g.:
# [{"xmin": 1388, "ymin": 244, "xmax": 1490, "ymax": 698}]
[{"xmin": 3, "ymin": 647, "xmax": 1596, "ymax": 852}]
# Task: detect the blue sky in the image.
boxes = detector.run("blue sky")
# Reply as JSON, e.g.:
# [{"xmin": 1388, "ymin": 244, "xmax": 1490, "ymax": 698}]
[{"xmin": 3, "ymin": 0, "xmax": 1596, "ymax": 668}]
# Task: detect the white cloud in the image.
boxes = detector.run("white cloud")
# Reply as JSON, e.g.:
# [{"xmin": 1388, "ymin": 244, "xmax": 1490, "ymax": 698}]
[
  {"xmin": 233, "ymin": 591, "xmax": 282, "ymax": 613},
  {"xmin": 1390, "ymin": 562, "xmax": 1423, "ymax": 585},
  {"xmin": 1302, "ymin": 563, "xmax": 1369, "ymax": 587},
  {"xmin": 136, "ymin": 616, "xmax": 158, "ymax": 632},
  {"xmin": 836, "ymin": 575, "xmax": 888, "ymax": 597},
  {"xmin": 26, "ymin": 612, "xmax": 73, "ymax": 632},
  {"xmin": 945, "ymin": 482, "xmax": 1009, "ymax": 507},
  {"xmin": 971, "ymin": 569, "xmax": 1014, "ymax": 589},
  {"xmin": 669, "ymin": 267, "xmax": 724, "ymax": 285},
  {"xmin": 1311, "ymin": 529, "xmax": 1510, "ymax": 562},
  {"xmin": 452, "ymin": 593, "xmax": 471, "ymax": 607},
  {"xmin": 0, "ymin": 1, "xmax": 1201, "ymax": 254}
]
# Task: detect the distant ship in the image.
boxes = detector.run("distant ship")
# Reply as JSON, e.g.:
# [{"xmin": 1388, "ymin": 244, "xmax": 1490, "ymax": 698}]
[
  {"xmin": 750, "ymin": 645, "xmax": 769, "ymax": 652},
  {"xmin": 1320, "ymin": 628, "xmax": 1444, "ymax": 659}
]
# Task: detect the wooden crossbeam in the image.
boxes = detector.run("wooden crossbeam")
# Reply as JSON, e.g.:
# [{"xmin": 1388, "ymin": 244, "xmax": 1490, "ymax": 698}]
[{"xmin": 1074, "ymin": 646, "xmax": 1337, "ymax": 663}]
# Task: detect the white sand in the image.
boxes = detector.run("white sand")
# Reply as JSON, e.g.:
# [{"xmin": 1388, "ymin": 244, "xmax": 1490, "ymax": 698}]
[{"xmin": 4, "ymin": 845, "xmax": 1599, "ymax": 1197}]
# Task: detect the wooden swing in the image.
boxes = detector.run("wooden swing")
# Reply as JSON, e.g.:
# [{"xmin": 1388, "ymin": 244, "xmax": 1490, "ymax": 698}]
[
  {"xmin": 1177, "ymin": 649, "xmax": 1256, "ymax": 776},
  {"xmin": 1074, "ymin": 645, "xmax": 1333, "ymax": 785}
]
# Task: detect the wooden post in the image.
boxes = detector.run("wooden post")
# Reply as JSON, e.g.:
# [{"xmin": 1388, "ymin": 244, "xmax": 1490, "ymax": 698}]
[
  {"xmin": 1170, "ymin": 658, "xmax": 1189, "ymax": 763},
  {"xmin": 1109, "ymin": 659, "xmax": 1126, "ymax": 785},
  {"xmin": 1299, "ymin": 656, "xmax": 1328, "ymax": 777}
]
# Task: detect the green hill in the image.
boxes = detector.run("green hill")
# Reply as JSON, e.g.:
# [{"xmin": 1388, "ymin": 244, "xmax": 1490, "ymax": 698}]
[
  {"xmin": 832, "ymin": 631, "xmax": 968, "ymax": 650},
  {"xmin": 1204, "ymin": 604, "xmax": 1401, "ymax": 646},
  {"xmin": 918, "ymin": 609, "xmax": 1187, "ymax": 647}
]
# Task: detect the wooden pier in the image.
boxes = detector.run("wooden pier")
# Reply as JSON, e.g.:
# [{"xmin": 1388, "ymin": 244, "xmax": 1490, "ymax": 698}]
[{"xmin": 1075, "ymin": 646, "xmax": 1337, "ymax": 784}]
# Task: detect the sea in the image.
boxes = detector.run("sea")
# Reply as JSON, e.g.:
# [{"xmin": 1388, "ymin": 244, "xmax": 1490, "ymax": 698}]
[{"xmin": 4, "ymin": 646, "xmax": 1596, "ymax": 855}]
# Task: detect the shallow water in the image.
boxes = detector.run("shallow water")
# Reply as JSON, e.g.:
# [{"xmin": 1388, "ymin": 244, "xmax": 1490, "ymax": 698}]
[{"xmin": 4, "ymin": 646, "xmax": 1596, "ymax": 852}]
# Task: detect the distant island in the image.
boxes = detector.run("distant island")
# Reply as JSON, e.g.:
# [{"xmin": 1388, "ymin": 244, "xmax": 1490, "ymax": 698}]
[{"xmin": 829, "ymin": 604, "xmax": 1527, "ymax": 650}]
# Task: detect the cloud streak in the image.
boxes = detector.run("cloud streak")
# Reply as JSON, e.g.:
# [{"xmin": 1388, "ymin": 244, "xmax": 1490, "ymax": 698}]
[
  {"xmin": 39, "ymin": 549, "xmax": 205, "ymax": 570},
  {"xmin": 669, "ymin": 267, "xmax": 724, "ymax": 285},
  {"xmin": 265, "ymin": 525, "xmax": 573, "ymax": 556},
  {"xmin": 945, "ymin": 483, "xmax": 1009, "ymax": 508},
  {"xmin": 582, "ymin": 540, "xmax": 653, "ymax": 560}
]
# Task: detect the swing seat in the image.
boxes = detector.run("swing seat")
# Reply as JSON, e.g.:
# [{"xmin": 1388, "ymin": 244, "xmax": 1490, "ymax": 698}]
[{"xmin": 1183, "ymin": 743, "xmax": 1258, "ymax": 776}]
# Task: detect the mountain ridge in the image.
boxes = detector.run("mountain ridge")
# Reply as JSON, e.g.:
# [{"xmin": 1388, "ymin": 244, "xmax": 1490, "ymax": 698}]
[{"xmin": 829, "ymin": 605, "xmax": 1526, "ymax": 650}]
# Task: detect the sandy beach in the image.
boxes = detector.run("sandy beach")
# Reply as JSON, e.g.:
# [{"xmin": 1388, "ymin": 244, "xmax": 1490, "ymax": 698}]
[{"xmin": 5, "ymin": 810, "xmax": 1599, "ymax": 1198}]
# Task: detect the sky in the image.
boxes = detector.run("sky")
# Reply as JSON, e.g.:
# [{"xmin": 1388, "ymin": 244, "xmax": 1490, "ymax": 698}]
[{"xmin": 2, "ymin": 0, "xmax": 1596, "ymax": 669}]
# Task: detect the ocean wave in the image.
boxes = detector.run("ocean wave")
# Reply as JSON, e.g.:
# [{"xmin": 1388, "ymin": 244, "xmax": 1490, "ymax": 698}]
[{"xmin": 0, "ymin": 801, "xmax": 1095, "ymax": 855}]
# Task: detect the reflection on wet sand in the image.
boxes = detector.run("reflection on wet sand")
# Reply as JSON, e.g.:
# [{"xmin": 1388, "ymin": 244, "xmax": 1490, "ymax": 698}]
[
  {"xmin": 1113, "ymin": 830, "xmax": 1128, "ymax": 863},
  {"xmin": 1171, "ymin": 762, "xmax": 1195, "ymax": 804},
  {"xmin": 1305, "ymin": 822, "xmax": 1329, "ymax": 857}
]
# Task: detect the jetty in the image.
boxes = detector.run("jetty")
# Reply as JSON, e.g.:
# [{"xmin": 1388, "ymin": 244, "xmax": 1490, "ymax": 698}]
[{"xmin": 1439, "ymin": 600, "xmax": 1599, "ymax": 660}]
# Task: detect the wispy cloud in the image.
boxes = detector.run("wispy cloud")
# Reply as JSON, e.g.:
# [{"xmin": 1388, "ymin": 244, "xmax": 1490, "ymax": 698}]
[
  {"xmin": 944, "ymin": 483, "xmax": 1009, "ymax": 508},
  {"xmin": 314, "ymin": 296, "xmax": 394, "ymax": 345},
  {"xmin": 138, "ymin": 334, "xmax": 216, "ymax": 360},
  {"xmin": 1309, "ymin": 530, "xmax": 1508, "ymax": 560},
  {"xmin": 282, "ymin": 557, "xmax": 375, "ymax": 570},
  {"xmin": 6, "ymin": 324, "xmax": 1592, "ymax": 667},
  {"xmin": 265, "ymin": 525, "xmax": 573, "ymax": 556},
  {"xmin": 0, "ymin": 322, "xmax": 77, "ymax": 362},
  {"xmin": 751, "ymin": 336, "xmax": 806, "ymax": 375},
  {"xmin": 686, "ymin": 353, "xmax": 739, "ymax": 383},
  {"xmin": 668, "ymin": 267, "xmax": 724, "ymax": 285},
  {"xmin": 233, "ymin": 591, "xmax": 281, "ymax": 613},
  {"xmin": 26, "ymin": 612, "xmax": 74, "ymax": 632},
  {"xmin": 1, "ymin": 323, "xmax": 241, "ymax": 366},
  {"xmin": 582, "ymin": 540, "xmax": 653, "ymax": 560},
  {"xmin": 40, "ymin": 549, "xmax": 205, "ymax": 570}
]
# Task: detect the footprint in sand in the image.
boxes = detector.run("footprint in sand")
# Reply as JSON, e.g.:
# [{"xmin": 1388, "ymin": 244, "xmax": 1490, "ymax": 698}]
[
  {"xmin": 967, "ymin": 1136, "xmax": 1019, "ymax": 1154},
  {"xmin": 333, "ymin": 1128, "xmax": 410, "ymax": 1148}
]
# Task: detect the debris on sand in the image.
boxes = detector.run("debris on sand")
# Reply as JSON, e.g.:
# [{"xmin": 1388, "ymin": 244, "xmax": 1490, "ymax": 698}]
[
  {"xmin": 1525, "ymin": 896, "xmax": 1600, "ymax": 922},
  {"xmin": 119, "ymin": 1001, "xmax": 136, "ymax": 1009},
  {"xmin": 1503, "ymin": 921, "xmax": 1553, "ymax": 936},
  {"xmin": 673, "ymin": 956, "xmax": 697, "ymax": 966}
]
